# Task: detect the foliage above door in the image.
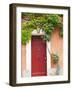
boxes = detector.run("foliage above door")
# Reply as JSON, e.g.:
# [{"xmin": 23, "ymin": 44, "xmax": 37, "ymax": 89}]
[{"xmin": 21, "ymin": 13, "xmax": 63, "ymax": 44}]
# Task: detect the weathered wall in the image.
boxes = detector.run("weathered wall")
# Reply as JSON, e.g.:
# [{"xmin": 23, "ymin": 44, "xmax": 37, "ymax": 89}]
[
  {"xmin": 21, "ymin": 45, "xmax": 26, "ymax": 77},
  {"xmin": 51, "ymin": 28, "xmax": 63, "ymax": 68}
]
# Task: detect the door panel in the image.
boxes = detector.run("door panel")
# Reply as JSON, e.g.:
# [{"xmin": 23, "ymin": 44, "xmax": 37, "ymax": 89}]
[{"xmin": 31, "ymin": 36, "xmax": 47, "ymax": 76}]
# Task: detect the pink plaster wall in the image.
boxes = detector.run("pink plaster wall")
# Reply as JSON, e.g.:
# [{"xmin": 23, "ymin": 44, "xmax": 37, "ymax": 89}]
[
  {"xmin": 21, "ymin": 45, "xmax": 26, "ymax": 77},
  {"xmin": 51, "ymin": 28, "xmax": 63, "ymax": 68}
]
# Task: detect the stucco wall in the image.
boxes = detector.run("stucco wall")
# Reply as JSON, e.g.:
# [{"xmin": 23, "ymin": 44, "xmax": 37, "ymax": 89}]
[
  {"xmin": 51, "ymin": 28, "xmax": 63, "ymax": 68},
  {"xmin": 21, "ymin": 45, "xmax": 26, "ymax": 77}
]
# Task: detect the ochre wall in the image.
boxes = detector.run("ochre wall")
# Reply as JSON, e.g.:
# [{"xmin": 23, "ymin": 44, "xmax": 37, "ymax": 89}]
[
  {"xmin": 21, "ymin": 45, "xmax": 26, "ymax": 77},
  {"xmin": 51, "ymin": 28, "xmax": 63, "ymax": 68}
]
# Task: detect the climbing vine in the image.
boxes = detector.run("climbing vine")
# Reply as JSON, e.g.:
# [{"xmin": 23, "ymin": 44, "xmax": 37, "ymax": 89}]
[
  {"xmin": 21, "ymin": 13, "xmax": 63, "ymax": 44},
  {"xmin": 51, "ymin": 53, "xmax": 59, "ymax": 64}
]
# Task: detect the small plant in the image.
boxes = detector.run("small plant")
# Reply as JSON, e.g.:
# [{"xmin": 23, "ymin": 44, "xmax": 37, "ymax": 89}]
[{"xmin": 51, "ymin": 53, "xmax": 59, "ymax": 64}]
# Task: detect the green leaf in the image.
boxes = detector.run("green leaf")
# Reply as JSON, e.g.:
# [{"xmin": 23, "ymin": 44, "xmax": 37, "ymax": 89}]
[
  {"xmin": 21, "ymin": 13, "xmax": 63, "ymax": 43},
  {"xmin": 21, "ymin": 29, "xmax": 32, "ymax": 45}
]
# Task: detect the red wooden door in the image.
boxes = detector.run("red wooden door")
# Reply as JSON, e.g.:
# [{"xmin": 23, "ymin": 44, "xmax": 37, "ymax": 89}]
[{"xmin": 31, "ymin": 36, "xmax": 47, "ymax": 76}]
